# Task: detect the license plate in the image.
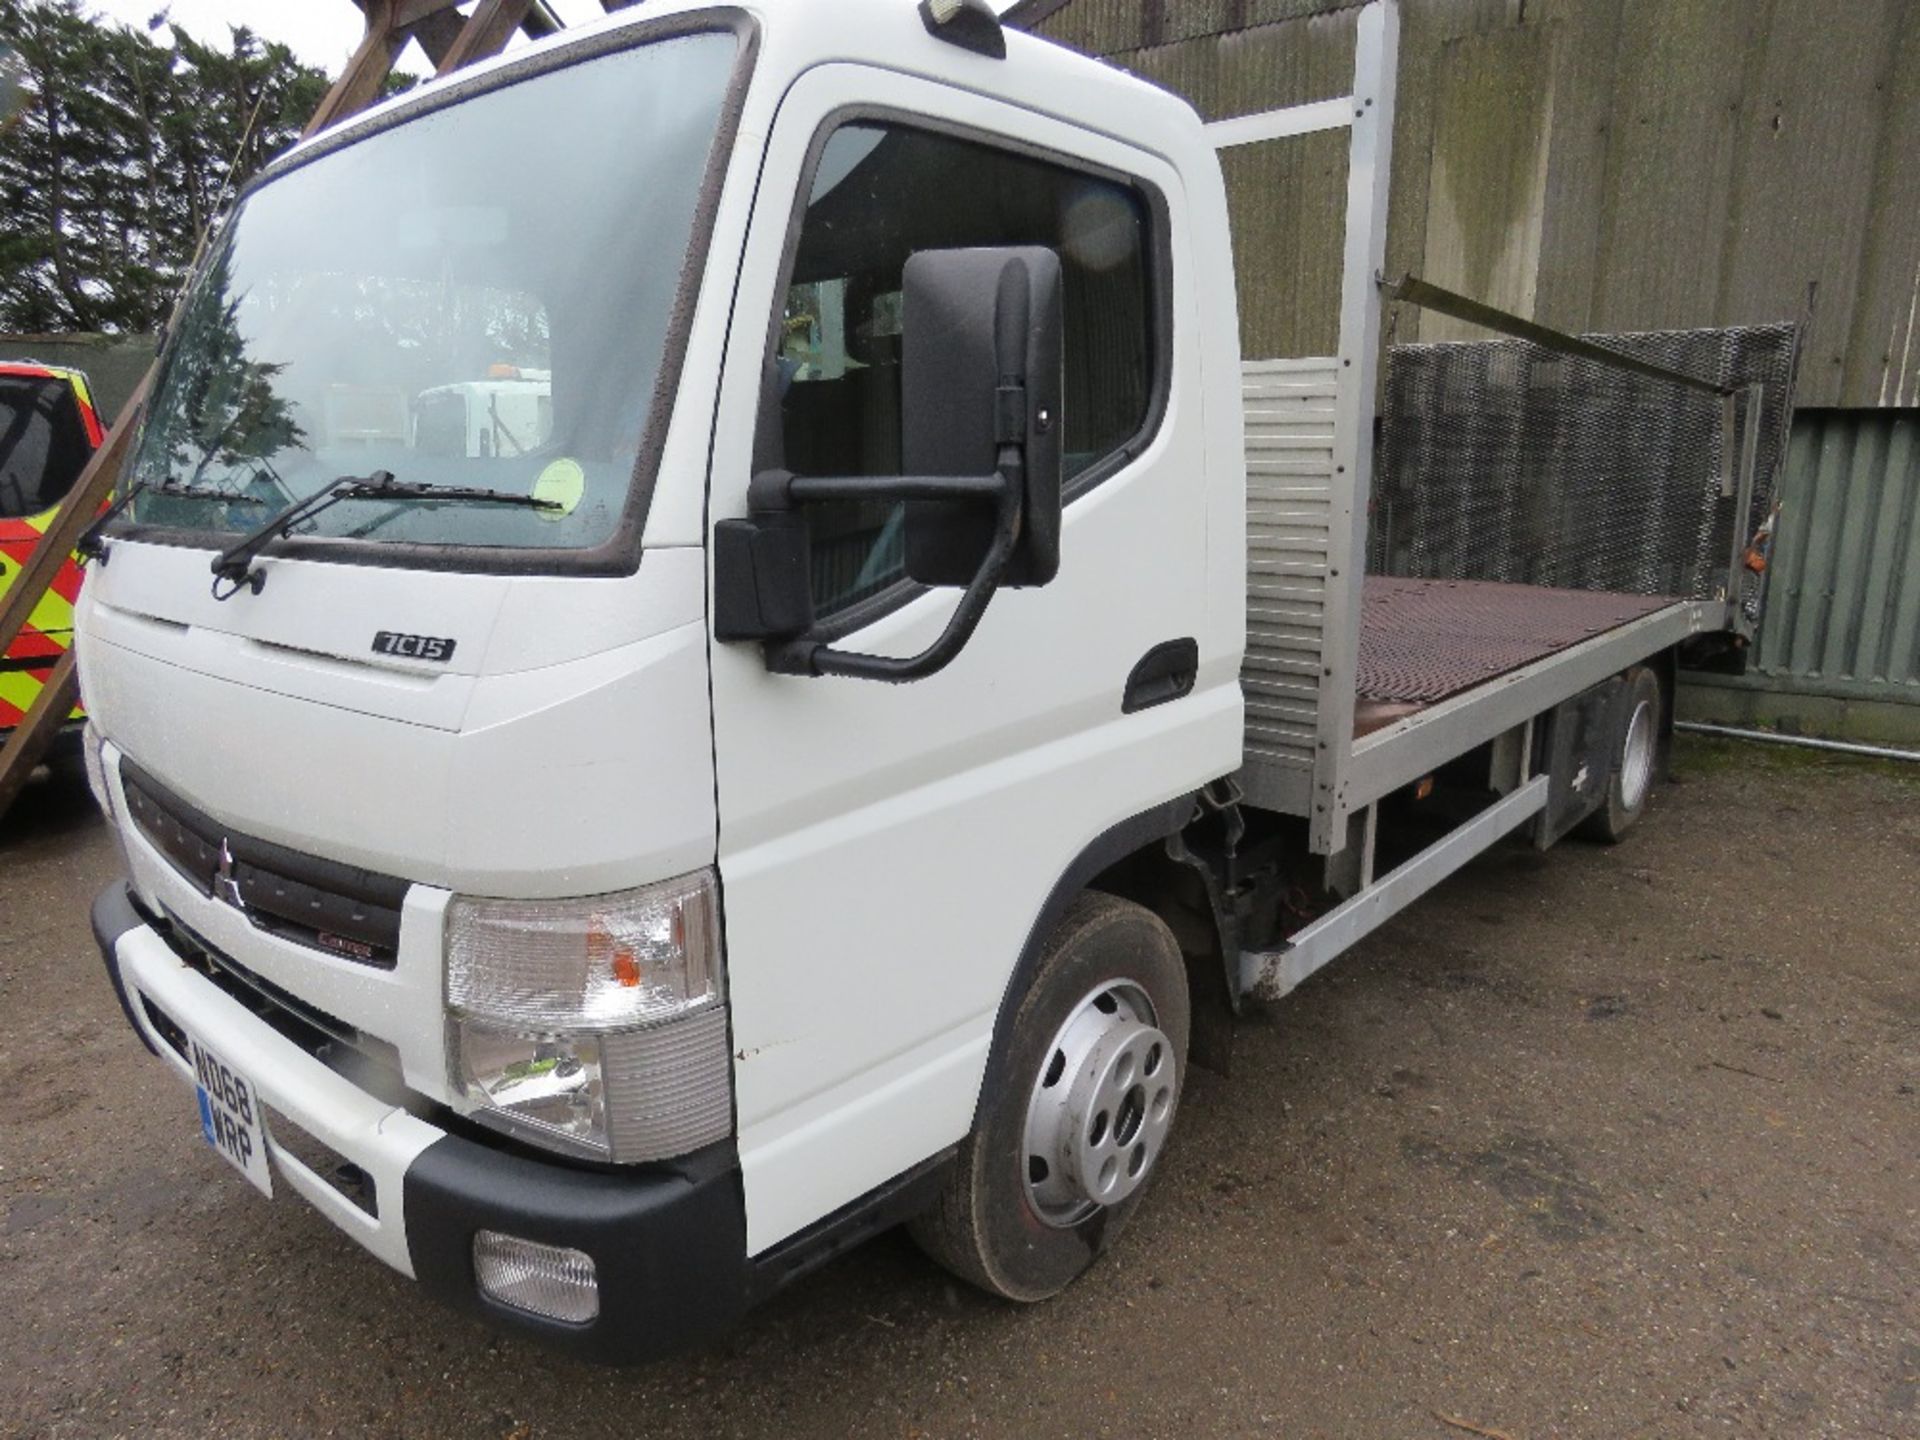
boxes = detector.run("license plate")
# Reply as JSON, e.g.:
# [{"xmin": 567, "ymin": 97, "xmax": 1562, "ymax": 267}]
[{"xmin": 187, "ymin": 1033, "xmax": 273, "ymax": 1198}]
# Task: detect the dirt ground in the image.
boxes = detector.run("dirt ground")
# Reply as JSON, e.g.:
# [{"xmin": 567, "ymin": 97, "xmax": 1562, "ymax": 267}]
[{"xmin": 2, "ymin": 737, "xmax": 1916, "ymax": 1440}]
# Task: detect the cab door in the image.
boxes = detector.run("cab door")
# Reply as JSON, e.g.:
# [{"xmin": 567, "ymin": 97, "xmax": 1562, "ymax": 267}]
[{"xmin": 705, "ymin": 67, "xmax": 1238, "ymax": 1253}]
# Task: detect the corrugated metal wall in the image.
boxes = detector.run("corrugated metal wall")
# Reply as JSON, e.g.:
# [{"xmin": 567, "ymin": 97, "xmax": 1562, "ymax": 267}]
[
  {"xmin": 1038, "ymin": 0, "xmax": 1920, "ymax": 732},
  {"xmin": 1035, "ymin": 0, "xmax": 1920, "ymax": 410},
  {"xmin": 1753, "ymin": 410, "xmax": 1920, "ymax": 699}
]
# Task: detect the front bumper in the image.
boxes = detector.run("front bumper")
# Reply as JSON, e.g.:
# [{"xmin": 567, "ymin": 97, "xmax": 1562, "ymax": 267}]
[{"xmin": 92, "ymin": 883, "xmax": 749, "ymax": 1364}]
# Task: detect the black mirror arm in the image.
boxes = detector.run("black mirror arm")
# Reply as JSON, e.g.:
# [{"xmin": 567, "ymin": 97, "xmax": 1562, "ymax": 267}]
[
  {"xmin": 776, "ymin": 472, "xmax": 1008, "ymax": 507},
  {"xmin": 765, "ymin": 457, "xmax": 1024, "ymax": 683}
]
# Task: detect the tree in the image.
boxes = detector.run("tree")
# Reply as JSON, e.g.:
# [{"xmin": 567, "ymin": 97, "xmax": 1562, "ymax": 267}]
[
  {"xmin": 132, "ymin": 243, "xmax": 306, "ymax": 491},
  {"xmin": 0, "ymin": 0, "xmax": 330, "ymax": 334},
  {"xmin": 174, "ymin": 317, "xmax": 305, "ymax": 489},
  {"xmin": 0, "ymin": 38, "xmax": 27, "ymax": 140}
]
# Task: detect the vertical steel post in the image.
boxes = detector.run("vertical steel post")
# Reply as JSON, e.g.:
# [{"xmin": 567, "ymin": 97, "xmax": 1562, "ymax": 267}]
[
  {"xmin": 1718, "ymin": 389, "xmax": 1737, "ymax": 499},
  {"xmin": 1727, "ymin": 382, "xmax": 1765, "ymax": 636},
  {"xmin": 1309, "ymin": 0, "xmax": 1399, "ymax": 856}
]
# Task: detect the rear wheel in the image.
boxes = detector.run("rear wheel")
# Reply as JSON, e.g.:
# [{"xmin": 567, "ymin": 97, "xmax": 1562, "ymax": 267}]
[
  {"xmin": 909, "ymin": 891, "xmax": 1189, "ymax": 1301},
  {"xmin": 1579, "ymin": 665, "xmax": 1662, "ymax": 843}
]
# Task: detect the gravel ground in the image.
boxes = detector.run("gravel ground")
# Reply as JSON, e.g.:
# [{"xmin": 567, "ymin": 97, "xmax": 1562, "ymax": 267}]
[{"xmin": 2, "ymin": 737, "xmax": 1916, "ymax": 1440}]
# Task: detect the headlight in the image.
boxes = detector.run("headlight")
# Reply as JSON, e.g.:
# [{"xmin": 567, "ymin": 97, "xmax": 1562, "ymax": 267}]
[
  {"xmin": 446, "ymin": 871, "xmax": 732, "ymax": 1163},
  {"xmin": 82, "ymin": 722, "xmax": 114, "ymax": 819},
  {"xmin": 82, "ymin": 724, "xmax": 137, "ymax": 877}
]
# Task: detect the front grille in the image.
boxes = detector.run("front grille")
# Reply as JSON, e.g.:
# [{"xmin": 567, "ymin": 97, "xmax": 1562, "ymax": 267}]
[
  {"xmin": 131, "ymin": 933, "xmax": 385, "ymax": 1219},
  {"xmin": 119, "ymin": 760, "xmax": 406, "ymax": 969},
  {"xmin": 157, "ymin": 911, "xmax": 406, "ymax": 1091},
  {"xmin": 141, "ymin": 995, "xmax": 189, "ymax": 1059}
]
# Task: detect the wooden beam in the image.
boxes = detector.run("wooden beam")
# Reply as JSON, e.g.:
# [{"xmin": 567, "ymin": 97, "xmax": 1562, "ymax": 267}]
[
  {"xmin": 305, "ymin": 0, "xmax": 405, "ymax": 137},
  {"xmin": 312, "ymin": 0, "xmax": 563, "ymax": 135},
  {"xmin": 437, "ymin": 0, "xmax": 537, "ymax": 75},
  {"xmin": 521, "ymin": 3, "xmax": 565, "ymax": 39},
  {"xmin": 0, "ymin": 650, "xmax": 78, "ymax": 822},
  {"xmin": 392, "ymin": 0, "xmax": 467, "ymax": 27},
  {"xmin": 406, "ymin": 8, "xmax": 469, "ymax": 69}
]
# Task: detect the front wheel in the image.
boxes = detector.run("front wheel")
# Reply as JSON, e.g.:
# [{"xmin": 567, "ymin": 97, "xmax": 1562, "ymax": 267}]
[{"xmin": 909, "ymin": 891, "xmax": 1189, "ymax": 1302}]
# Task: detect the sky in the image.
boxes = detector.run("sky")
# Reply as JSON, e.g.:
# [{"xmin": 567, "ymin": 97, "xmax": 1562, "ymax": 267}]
[{"xmin": 82, "ymin": 1, "xmax": 616, "ymax": 77}]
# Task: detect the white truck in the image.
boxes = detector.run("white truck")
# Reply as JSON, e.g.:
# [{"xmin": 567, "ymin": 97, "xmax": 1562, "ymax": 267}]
[
  {"xmin": 75, "ymin": 0, "xmax": 1790, "ymax": 1361},
  {"xmin": 415, "ymin": 371, "xmax": 555, "ymax": 460}
]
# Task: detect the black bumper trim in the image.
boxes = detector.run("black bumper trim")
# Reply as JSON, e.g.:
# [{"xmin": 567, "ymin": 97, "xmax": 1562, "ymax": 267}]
[
  {"xmin": 402, "ymin": 1133, "xmax": 749, "ymax": 1365},
  {"xmin": 91, "ymin": 882, "xmax": 159, "ymax": 1057}
]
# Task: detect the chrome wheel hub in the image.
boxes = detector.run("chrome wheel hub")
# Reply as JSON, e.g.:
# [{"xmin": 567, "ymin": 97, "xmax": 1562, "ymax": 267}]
[
  {"xmin": 1620, "ymin": 697, "xmax": 1654, "ymax": 811},
  {"xmin": 1023, "ymin": 980, "xmax": 1176, "ymax": 1227}
]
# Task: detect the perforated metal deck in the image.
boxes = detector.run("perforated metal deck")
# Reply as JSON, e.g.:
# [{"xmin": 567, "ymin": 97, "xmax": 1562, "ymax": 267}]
[{"xmin": 1353, "ymin": 578, "xmax": 1677, "ymax": 736}]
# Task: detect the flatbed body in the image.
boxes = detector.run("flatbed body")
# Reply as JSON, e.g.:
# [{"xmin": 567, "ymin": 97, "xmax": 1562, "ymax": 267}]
[{"xmin": 1223, "ymin": 4, "xmax": 1788, "ymax": 996}]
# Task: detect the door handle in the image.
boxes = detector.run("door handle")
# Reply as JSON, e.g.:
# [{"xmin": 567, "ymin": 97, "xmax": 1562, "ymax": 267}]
[{"xmin": 1123, "ymin": 638, "xmax": 1199, "ymax": 714}]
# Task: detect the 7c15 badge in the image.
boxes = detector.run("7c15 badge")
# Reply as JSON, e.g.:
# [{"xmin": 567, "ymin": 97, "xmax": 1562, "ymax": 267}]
[{"xmin": 372, "ymin": 631, "xmax": 457, "ymax": 663}]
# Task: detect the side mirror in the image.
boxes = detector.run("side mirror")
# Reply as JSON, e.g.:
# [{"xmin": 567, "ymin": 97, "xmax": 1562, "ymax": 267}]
[
  {"xmin": 902, "ymin": 246, "xmax": 1063, "ymax": 589},
  {"xmin": 714, "ymin": 245, "xmax": 1066, "ymax": 682}
]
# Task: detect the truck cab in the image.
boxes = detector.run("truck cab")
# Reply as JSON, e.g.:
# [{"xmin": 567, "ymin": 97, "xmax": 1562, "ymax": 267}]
[
  {"xmin": 414, "ymin": 370, "xmax": 555, "ymax": 460},
  {"xmin": 77, "ymin": 0, "xmax": 1244, "ymax": 1359}
]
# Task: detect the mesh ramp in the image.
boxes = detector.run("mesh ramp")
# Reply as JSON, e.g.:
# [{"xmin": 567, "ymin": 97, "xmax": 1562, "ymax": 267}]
[{"xmin": 1372, "ymin": 324, "xmax": 1799, "ymax": 607}]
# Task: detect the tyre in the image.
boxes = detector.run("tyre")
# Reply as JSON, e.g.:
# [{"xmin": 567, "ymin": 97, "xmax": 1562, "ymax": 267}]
[
  {"xmin": 1578, "ymin": 665, "xmax": 1662, "ymax": 843},
  {"xmin": 909, "ymin": 891, "xmax": 1189, "ymax": 1302}
]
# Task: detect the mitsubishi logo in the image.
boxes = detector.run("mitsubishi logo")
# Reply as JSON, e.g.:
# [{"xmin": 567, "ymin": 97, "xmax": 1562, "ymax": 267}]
[{"xmin": 215, "ymin": 839, "xmax": 247, "ymax": 912}]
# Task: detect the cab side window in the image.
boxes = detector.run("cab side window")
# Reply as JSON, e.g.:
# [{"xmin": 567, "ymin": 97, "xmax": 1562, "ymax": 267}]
[
  {"xmin": 763, "ymin": 121, "xmax": 1157, "ymax": 618},
  {"xmin": 0, "ymin": 375, "xmax": 93, "ymax": 521}
]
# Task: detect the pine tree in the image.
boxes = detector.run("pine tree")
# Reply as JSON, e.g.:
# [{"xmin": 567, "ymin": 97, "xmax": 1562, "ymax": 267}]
[
  {"xmin": 134, "ymin": 244, "xmax": 306, "ymax": 489},
  {"xmin": 0, "ymin": 0, "xmax": 330, "ymax": 334}
]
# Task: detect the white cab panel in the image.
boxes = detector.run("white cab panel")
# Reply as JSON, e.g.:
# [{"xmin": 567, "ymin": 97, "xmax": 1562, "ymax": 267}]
[
  {"xmin": 707, "ymin": 61, "xmax": 1243, "ymax": 1253},
  {"xmin": 75, "ymin": 546, "xmax": 717, "ymax": 897}
]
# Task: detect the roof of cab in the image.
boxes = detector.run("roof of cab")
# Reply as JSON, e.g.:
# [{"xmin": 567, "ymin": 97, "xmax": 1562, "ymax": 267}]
[
  {"xmin": 275, "ymin": 0, "xmax": 1204, "ymax": 175},
  {"xmin": 0, "ymin": 361, "xmax": 102, "ymax": 437}
]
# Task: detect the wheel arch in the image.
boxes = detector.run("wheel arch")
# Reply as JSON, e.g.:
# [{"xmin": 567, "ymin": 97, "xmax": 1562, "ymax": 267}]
[
  {"xmin": 970, "ymin": 793, "xmax": 1200, "ymax": 1129},
  {"xmin": 971, "ymin": 790, "xmax": 1239, "ymax": 1131}
]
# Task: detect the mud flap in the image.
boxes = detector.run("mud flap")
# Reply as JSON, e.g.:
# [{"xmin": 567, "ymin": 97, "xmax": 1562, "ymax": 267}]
[{"xmin": 1533, "ymin": 676, "xmax": 1629, "ymax": 848}]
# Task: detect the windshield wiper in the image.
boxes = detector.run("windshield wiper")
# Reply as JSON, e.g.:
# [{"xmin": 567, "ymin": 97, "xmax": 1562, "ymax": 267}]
[
  {"xmin": 77, "ymin": 480, "xmax": 268, "ymax": 564},
  {"xmin": 209, "ymin": 470, "xmax": 561, "ymax": 599}
]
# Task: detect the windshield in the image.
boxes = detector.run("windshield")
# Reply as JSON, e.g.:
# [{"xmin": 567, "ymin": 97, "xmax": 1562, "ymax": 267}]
[{"xmin": 125, "ymin": 28, "xmax": 740, "ymax": 564}]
